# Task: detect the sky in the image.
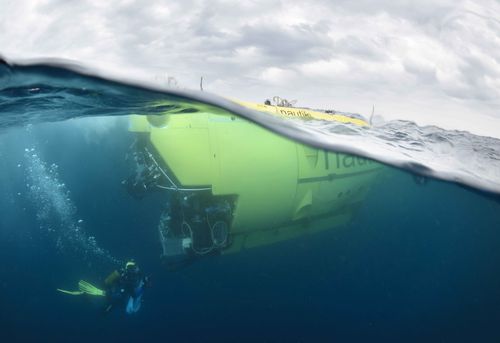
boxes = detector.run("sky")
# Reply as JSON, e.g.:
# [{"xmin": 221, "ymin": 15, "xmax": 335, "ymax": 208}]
[{"xmin": 1, "ymin": 0, "xmax": 499, "ymax": 137}]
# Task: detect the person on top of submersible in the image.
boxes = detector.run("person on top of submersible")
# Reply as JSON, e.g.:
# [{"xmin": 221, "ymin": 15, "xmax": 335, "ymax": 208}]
[{"xmin": 103, "ymin": 260, "xmax": 149, "ymax": 314}]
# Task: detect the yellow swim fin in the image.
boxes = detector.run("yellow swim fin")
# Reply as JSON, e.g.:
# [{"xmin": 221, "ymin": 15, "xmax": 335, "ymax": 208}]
[
  {"xmin": 57, "ymin": 280, "xmax": 106, "ymax": 297},
  {"xmin": 57, "ymin": 288, "xmax": 85, "ymax": 295},
  {"xmin": 78, "ymin": 280, "xmax": 106, "ymax": 297}
]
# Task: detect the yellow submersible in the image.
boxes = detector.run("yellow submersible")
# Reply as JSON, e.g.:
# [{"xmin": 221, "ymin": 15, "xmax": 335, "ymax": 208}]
[{"xmin": 126, "ymin": 98, "xmax": 383, "ymax": 266}]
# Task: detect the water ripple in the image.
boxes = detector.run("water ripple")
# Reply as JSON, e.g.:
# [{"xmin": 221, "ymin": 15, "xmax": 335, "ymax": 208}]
[{"xmin": 1, "ymin": 57, "xmax": 499, "ymax": 195}]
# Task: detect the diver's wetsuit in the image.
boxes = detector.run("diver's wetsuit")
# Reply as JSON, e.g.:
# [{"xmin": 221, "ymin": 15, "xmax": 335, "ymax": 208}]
[{"xmin": 104, "ymin": 265, "xmax": 147, "ymax": 314}]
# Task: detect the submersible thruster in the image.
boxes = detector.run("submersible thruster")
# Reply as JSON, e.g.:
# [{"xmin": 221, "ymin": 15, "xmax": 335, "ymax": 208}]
[{"xmin": 125, "ymin": 99, "xmax": 383, "ymax": 267}]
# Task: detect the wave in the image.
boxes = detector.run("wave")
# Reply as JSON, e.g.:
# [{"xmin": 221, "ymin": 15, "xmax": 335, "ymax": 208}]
[{"xmin": 1, "ymin": 57, "xmax": 499, "ymax": 195}]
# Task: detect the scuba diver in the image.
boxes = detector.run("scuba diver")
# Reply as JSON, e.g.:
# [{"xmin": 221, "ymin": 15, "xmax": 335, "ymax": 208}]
[
  {"xmin": 57, "ymin": 260, "xmax": 149, "ymax": 315},
  {"xmin": 103, "ymin": 260, "xmax": 149, "ymax": 314}
]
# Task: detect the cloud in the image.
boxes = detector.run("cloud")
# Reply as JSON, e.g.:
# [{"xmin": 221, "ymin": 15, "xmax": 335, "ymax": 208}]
[{"xmin": 1, "ymin": 0, "xmax": 499, "ymax": 136}]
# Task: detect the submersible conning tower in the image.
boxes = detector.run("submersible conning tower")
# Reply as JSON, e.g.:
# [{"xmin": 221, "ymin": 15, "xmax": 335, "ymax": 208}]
[{"xmin": 126, "ymin": 100, "xmax": 383, "ymax": 265}]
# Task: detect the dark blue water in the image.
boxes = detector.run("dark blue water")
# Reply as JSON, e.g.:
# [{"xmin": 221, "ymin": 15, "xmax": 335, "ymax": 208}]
[{"xmin": 1, "ymin": 120, "xmax": 499, "ymax": 342}]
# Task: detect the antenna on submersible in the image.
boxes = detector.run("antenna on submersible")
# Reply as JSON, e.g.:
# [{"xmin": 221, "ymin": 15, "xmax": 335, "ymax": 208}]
[{"xmin": 369, "ymin": 105, "xmax": 375, "ymax": 125}]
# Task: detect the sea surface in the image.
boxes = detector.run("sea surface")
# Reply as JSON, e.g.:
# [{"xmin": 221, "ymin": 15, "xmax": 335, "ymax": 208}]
[{"xmin": 1, "ymin": 59, "xmax": 500, "ymax": 342}]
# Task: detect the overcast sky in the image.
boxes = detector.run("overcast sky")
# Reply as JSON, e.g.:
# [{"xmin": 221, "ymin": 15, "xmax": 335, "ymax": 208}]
[{"xmin": 1, "ymin": 0, "xmax": 499, "ymax": 136}]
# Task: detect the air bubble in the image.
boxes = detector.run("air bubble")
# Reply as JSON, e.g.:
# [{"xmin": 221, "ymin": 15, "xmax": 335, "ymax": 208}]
[{"xmin": 24, "ymin": 148, "xmax": 120, "ymax": 266}]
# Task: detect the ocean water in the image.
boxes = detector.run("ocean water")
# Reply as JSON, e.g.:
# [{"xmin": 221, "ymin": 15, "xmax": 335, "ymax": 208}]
[{"xmin": 1, "ymin": 59, "xmax": 500, "ymax": 342}]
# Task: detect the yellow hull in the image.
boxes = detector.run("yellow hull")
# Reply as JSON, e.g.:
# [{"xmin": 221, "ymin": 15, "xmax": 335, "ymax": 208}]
[{"xmin": 129, "ymin": 100, "xmax": 382, "ymax": 254}]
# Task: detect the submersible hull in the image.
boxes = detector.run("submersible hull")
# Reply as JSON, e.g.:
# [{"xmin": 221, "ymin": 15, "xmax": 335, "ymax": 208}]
[{"xmin": 128, "ymin": 101, "xmax": 382, "ymax": 256}]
